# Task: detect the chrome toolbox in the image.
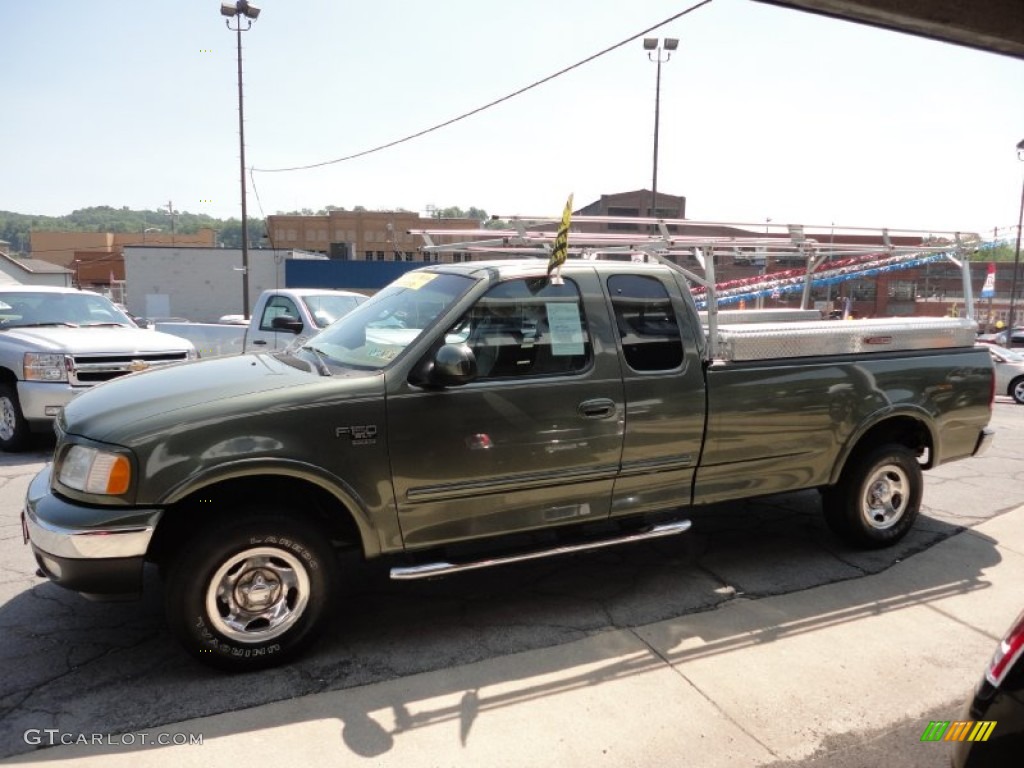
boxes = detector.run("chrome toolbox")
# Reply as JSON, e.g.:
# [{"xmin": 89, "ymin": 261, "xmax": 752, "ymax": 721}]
[{"xmin": 714, "ymin": 317, "xmax": 977, "ymax": 361}]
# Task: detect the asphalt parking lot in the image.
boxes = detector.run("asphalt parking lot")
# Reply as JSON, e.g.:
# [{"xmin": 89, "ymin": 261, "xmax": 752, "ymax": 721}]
[{"xmin": 1, "ymin": 397, "xmax": 1022, "ymax": 764}]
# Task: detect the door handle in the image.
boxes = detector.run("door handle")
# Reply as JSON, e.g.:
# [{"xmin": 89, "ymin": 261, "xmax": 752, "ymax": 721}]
[
  {"xmin": 577, "ymin": 398, "xmax": 616, "ymax": 419},
  {"xmin": 252, "ymin": 339, "xmax": 267, "ymax": 346}
]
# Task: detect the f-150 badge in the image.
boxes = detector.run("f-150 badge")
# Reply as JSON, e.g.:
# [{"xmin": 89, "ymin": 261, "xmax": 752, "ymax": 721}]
[{"xmin": 335, "ymin": 425, "xmax": 378, "ymax": 445}]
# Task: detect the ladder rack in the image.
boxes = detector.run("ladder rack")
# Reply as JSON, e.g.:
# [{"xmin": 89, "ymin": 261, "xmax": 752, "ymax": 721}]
[{"xmin": 409, "ymin": 215, "xmax": 983, "ymax": 359}]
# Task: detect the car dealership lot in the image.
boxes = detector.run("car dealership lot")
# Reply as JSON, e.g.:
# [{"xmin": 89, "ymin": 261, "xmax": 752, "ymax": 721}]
[{"xmin": 1, "ymin": 399, "xmax": 1023, "ymax": 763}]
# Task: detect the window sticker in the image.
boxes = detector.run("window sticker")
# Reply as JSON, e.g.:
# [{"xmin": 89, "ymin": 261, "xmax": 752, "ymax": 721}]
[
  {"xmin": 394, "ymin": 272, "xmax": 438, "ymax": 290},
  {"xmin": 546, "ymin": 302, "xmax": 584, "ymax": 356}
]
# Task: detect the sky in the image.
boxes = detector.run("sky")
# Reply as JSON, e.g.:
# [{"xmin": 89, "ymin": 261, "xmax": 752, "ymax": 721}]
[{"xmin": 2, "ymin": 0, "xmax": 1023, "ymax": 239}]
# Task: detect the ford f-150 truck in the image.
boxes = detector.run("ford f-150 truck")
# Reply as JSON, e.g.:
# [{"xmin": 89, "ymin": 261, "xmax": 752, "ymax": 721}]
[
  {"xmin": 0, "ymin": 286, "xmax": 196, "ymax": 452},
  {"xmin": 153, "ymin": 288, "xmax": 367, "ymax": 357},
  {"xmin": 23, "ymin": 259, "xmax": 994, "ymax": 670}
]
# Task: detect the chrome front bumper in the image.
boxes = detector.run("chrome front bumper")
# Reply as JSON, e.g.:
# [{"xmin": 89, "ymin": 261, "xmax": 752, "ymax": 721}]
[
  {"xmin": 23, "ymin": 466, "xmax": 162, "ymax": 597},
  {"xmin": 17, "ymin": 381, "xmax": 82, "ymax": 421}
]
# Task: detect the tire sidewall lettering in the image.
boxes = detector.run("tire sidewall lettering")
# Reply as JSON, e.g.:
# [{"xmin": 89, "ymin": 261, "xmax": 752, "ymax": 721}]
[
  {"xmin": 191, "ymin": 612, "xmax": 284, "ymax": 657},
  {"xmin": 247, "ymin": 535, "xmax": 319, "ymax": 571}
]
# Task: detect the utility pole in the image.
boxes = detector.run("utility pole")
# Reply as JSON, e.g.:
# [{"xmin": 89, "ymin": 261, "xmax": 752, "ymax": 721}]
[{"xmin": 163, "ymin": 200, "xmax": 177, "ymax": 245}]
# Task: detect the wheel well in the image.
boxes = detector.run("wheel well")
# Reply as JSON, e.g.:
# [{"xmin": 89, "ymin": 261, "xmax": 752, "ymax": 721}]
[
  {"xmin": 840, "ymin": 416, "xmax": 934, "ymax": 477},
  {"xmin": 0, "ymin": 368, "xmax": 17, "ymax": 386},
  {"xmin": 1009, "ymin": 375, "xmax": 1024, "ymax": 396},
  {"xmin": 147, "ymin": 475, "xmax": 364, "ymax": 568}
]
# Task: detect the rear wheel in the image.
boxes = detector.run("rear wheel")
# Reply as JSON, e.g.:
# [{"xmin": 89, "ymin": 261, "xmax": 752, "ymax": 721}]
[
  {"xmin": 164, "ymin": 512, "xmax": 337, "ymax": 671},
  {"xmin": 823, "ymin": 443, "xmax": 922, "ymax": 548},
  {"xmin": 0, "ymin": 384, "xmax": 30, "ymax": 452}
]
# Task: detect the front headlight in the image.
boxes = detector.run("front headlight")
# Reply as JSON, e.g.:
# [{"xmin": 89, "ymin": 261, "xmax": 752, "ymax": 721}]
[
  {"xmin": 58, "ymin": 445, "xmax": 132, "ymax": 495},
  {"xmin": 24, "ymin": 353, "xmax": 69, "ymax": 382}
]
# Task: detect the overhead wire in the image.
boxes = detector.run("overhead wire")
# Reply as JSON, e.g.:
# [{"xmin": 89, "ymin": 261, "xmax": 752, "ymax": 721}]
[{"xmin": 250, "ymin": 0, "xmax": 715, "ymax": 175}]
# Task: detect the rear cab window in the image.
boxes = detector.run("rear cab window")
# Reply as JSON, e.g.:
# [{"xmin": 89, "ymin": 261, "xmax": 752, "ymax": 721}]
[{"xmin": 607, "ymin": 274, "xmax": 684, "ymax": 372}]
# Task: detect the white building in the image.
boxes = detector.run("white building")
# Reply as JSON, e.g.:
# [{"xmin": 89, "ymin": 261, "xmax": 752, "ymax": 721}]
[
  {"xmin": 0, "ymin": 250, "xmax": 74, "ymax": 287},
  {"xmin": 123, "ymin": 246, "xmax": 327, "ymax": 322}
]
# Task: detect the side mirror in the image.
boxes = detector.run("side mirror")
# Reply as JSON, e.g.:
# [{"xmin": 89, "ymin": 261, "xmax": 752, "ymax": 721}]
[
  {"xmin": 428, "ymin": 343, "xmax": 478, "ymax": 387},
  {"xmin": 133, "ymin": 317, "xmax": 149, "ymax": 329},
  {"xmin": 271, "ymin": 315, "xmax": 304, "ymax": 334}
]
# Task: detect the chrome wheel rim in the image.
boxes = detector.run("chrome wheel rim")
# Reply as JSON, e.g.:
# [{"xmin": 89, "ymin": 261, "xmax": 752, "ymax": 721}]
[
  {"xmin": 0, "ymin": 396, "xmax": 17, "ymax": 441},
  {"xmin": 860, "ymin": 463, "xmax": 910, "ymax": 530},
  {"xmin": 205, "ymin": 546, "xmax": 310, "ymax": 643},
  {"xmin": 1013, "ymin": 380, "xmax": 1024, "ymax": 403}
]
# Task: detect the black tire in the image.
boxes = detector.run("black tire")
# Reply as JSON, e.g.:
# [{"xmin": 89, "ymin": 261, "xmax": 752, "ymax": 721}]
[
  {"xmin": 1010, "ymin": 376, "xmax": 1024, "ymax": 405},
  {"xmin": 822, "ymin": 443, "xmax": 922, "ymax": 549},
  {"xmin": 164, "ymin": 512, "xmax": 337, "ymax": 671},
  {"xmin": 0, "ymin": 383, "xmax": 30, "ymax": 452}
]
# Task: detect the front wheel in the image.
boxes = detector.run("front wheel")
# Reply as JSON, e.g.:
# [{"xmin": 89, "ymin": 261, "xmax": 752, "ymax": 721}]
[
  {"xmin": 164, "ymin": 513, "xmax": 337, "ymax": 671},
  {"xmin": 0, "ymin": 383, "xmax": 30, "ymax": 452},
  {"xmin": 1010, "ymin": 376, "xmax": 1024, "ymax": 405},
  {"xmin": 823, "ymin": 443, "xmax": 922, "ymax": 549}
]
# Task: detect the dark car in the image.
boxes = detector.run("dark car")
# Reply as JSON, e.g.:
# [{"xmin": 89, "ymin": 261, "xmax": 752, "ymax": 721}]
[{"xmin": 952, "ymin": 609, "xmax": 1024, "ymax": 766}]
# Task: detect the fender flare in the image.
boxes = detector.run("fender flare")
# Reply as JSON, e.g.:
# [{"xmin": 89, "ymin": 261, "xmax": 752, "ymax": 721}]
[
  {"xmin": 828, "ymin": 405, "xmax": 938, "ymax": 486},
  {"xmin": 160, "ymin": 457, "xmax": 383, "ymax": 558}
]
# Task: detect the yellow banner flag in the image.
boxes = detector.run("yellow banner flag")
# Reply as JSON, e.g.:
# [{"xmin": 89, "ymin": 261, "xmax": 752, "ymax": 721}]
[{"xmin": 547, "ymin": 194, "xmax": 574, "ymax": 281}]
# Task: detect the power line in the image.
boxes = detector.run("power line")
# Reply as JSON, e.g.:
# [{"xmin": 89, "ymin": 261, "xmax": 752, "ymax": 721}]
[{"xmin": 252, "ymin": 1, "xmax": 715, "ymax": 174}]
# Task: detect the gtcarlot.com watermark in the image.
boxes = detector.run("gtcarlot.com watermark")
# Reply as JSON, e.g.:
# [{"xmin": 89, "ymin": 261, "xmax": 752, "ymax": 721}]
[{"xmin": 24, "ymin": 729, "xmax": 203, "ymax": 748}]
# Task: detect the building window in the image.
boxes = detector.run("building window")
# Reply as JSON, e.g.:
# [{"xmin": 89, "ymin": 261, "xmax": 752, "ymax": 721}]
[
  {"xmin": 849, "ymin": 280, "xmax": 877, "ymax": 301},
  {"xmin": 364, "ymin": 251, "xmax": 374, "ymax": 260},
  {"xmin": 376, "ymin": 251, "xmax": 385, "ymax": 261},
  {"xmin": 888, "ymin": 281, "xmax": 917, "ymax": 300}
]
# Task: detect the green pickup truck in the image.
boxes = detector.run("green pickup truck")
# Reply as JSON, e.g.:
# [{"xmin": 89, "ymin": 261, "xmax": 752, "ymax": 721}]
[{"xmin": 23, "ymin": 260, "xmax": 994, "ymax": 670}]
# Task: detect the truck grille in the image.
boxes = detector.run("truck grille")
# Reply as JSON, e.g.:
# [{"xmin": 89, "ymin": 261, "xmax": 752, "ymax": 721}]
[{"xmin": 68, "ymin": 352, "xmax": 191, "ymax": 385}]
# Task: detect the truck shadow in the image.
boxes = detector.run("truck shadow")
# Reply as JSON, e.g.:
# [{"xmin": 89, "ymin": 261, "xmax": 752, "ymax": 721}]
[{"xmin": 0, "ymin": 492, "xmax": 1005, "ymax": 761}]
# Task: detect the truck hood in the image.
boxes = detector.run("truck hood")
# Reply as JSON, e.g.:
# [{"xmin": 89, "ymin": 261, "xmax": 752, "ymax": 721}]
[
  {"xmin": 60, "ymin": 352, "xmax": 383, "ymax": 445},
  {"xmin": 1, "ymin": 326, "xmax": 193, "ymax": 354}
]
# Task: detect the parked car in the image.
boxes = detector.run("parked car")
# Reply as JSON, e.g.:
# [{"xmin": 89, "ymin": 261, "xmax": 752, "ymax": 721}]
[
  {"xmin": 981, "ymin": 344, "xmax": 1024, "ymax": 404},
  {"xmin": 0, "ymin": 287, "xmax": 196, "ymax": 451},
  {"xmin": 977, "ymin": 327, "xmax": 1024, "ymax": 347},
  {"xmin": 952, "ymin": 609, "xmax": 1024, "ymax": 767},
  {"xmin": 154, "ymin": 288, "xmax": 367, "ymax": 357}
]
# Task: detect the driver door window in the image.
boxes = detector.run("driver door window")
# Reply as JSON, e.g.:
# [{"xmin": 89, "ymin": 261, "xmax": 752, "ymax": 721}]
[
  {"xmin": 454, "ymin": 279, "xmax": 591, "ymax": 379},
  {"xmin": 259, "ymin": 296, "xmax": 299, "ymax": 332}
]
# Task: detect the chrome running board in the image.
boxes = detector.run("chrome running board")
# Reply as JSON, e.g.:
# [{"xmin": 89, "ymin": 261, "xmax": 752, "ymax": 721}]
[{"xmin": 389, "ymin": 519, "xmax": 691, "ymax": 581}]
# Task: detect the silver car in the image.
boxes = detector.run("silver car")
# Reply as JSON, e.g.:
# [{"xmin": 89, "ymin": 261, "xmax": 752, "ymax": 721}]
[{"xmin": 983, "ymin": 344, "xmax": 1024, "ymax": 404}]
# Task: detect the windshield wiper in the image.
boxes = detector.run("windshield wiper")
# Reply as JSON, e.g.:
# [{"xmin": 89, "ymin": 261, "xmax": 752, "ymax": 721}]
[
  {"xmin": 79, "ymin": 322, "xmax": 129, "ymax": 327},
  {"xmin": 7, "ymin": 322, "xmax": 79, "ymax": 328},
  {"xmin": 302, "ymin": 345, "xmax": 333, "ymax": 376}
]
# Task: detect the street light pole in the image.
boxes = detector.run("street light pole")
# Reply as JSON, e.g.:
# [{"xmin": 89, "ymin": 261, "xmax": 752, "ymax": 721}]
[
  {"xmin": 643, "ymin": 37, "xmax": 678, "ymax": 219},
  {"xmin": 1007, "ymin": 138, "xmax": 1024, "ymax": 341},
  {"xmin": 221, "ymin": 1, "xmax": 260, "ymax": 319}
]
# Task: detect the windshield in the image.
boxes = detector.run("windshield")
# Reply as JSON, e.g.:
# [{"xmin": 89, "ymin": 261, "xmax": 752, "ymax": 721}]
[
  {"xmin": 994, "ymin": 347, "xmax": 1024, "ymax": 363},
  {"xmin": 302, "ymin": 293, "xmax": 368, "ymax": 329},
  {"xmin": 303, "ymin": 272, "xmax": 475, "ymax": 369},
  {"xmin": 0, "ymin": 292, "xmax": 134, "ymax": 328}
]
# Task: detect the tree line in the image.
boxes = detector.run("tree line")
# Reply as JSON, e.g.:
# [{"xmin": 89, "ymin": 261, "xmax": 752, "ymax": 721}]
[{"xmin": 0, "ymin": 204, "xmax": 496, "ymax": 256}]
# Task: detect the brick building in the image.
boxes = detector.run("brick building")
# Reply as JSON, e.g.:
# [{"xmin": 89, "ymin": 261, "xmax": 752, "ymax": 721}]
[{"xmin": 266, "ymin": 210, "xmax": 481, "ymax": 262}]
